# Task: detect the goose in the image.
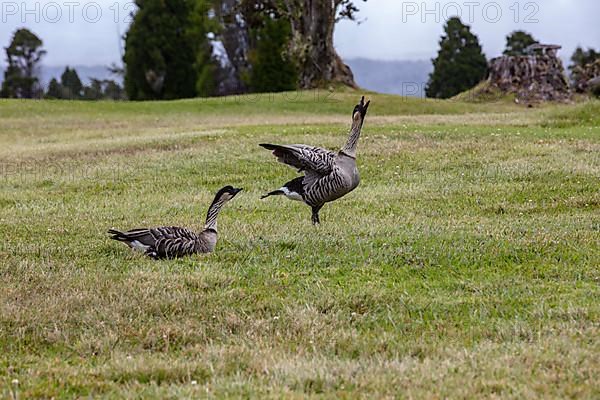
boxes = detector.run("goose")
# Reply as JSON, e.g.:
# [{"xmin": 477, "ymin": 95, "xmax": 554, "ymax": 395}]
[
  {"xmin": 260, "ymin": 96, "xmax": 370, "ymax": 224},
  {"xmin": 108, "ymin": 186, "xmax": 242, "ymax": 259}
]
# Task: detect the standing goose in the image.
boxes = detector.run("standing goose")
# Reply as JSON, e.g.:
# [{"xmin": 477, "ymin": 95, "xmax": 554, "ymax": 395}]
[
  {"xmin": 108, "ymin": 186, "xmax": 242, "ymax": 259},
  {"xmin": 260, "ymin": 96, "xmax": 370, "ymax": 224}
]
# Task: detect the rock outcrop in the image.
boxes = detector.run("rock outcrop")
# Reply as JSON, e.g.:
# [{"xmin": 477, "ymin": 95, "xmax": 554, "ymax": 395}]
[{"xmin": 487, "ymin": 44, "xmax": 571, "ymax": 102}]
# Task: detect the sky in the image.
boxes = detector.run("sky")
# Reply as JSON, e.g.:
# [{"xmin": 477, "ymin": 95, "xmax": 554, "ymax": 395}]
[
  {"xmin": 0, "ymin": 0, "xmax": 598, "ymax": 68},
  {"xmin": 335, "ymin": 0, "xmax": 600, "ymax": 62}
]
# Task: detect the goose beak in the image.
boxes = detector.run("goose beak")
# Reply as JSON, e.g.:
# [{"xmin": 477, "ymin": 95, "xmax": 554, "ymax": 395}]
[{"xmin": 232, "ymin": 188, "xmax": 243, "ymax": 196}]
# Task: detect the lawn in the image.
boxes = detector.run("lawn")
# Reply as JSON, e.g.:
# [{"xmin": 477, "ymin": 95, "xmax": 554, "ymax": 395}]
[{"xmin": 0, "ymin": 91, "xmax": 599, "ymax": 398}]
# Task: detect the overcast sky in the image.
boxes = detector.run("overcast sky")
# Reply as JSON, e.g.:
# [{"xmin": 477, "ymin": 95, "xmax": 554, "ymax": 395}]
[{"xmin": 0, "ymin": 0, "xmax": 598, "ymax": 68}]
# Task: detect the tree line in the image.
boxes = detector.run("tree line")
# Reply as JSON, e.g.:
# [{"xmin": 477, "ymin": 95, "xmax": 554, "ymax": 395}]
[
  {"xmin": 1, "ymin": 4, "xmax": 598, "ymax": 101},
  {"xmin": 0, "ymin": 28, "xmax": 125, "ymax": 100},
  {"xmin": 1, "ymin": 0, "xmax": 363, "ymax": 100}
]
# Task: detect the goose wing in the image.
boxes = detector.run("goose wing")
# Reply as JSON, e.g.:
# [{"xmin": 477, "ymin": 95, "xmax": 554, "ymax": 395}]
[
  {"xmin": 147, "ymin": 227, "xmax": 200, "ymax": 259},
  {"xmin": 109, "ymin": 226, "xmax": 200, "ymax": 259},
  {"xmin": 148, "ymin": 226, "xmax": 198, "ymax": 240},
  {"xmin": 260, "ymin": 144, "xmax": 335, "ymax": 175}
]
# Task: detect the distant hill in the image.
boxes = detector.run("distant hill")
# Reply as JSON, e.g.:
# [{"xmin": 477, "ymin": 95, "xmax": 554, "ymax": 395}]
[{"xmin": 345, "ymin": 58, "xmax": 432, "ymax": 97}]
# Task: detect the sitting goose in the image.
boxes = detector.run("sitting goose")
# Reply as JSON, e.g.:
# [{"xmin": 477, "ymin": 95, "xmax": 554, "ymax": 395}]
[
  {"xmin": 260, "ymin": 96, "xmax": 370, "ymax": 224},
  {"xmin": 108, "ymin": 186, "xmax": 242, "ymax": 259}
]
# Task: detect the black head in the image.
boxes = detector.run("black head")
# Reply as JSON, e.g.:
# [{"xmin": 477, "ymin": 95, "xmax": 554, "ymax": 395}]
[
  {"xmin": 352, "ymin": 96, "xmax": 371, "ymax": 122},
  {"xmin": 214, "ymin": 185, "xmax": 243, "ymax": 203}
]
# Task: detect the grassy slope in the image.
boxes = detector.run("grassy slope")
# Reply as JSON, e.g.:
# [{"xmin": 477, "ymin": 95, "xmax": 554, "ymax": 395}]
[{"xmin": 0, "ymin": 91, "xmax": 599, "ymax": 398}]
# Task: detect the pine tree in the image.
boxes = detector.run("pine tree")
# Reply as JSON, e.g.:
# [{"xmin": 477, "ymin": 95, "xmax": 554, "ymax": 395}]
[
  {"xmin": 45, "ymin": 78, "xmax": 62, "ymax": 99},
  {"xmin": 426, "ymin": 17, "xmax": 488, "ymax": 99},
  {"xmin": 124, "ymin": 0, "xmax": 213, "ymax": 100},
  {"xmin": 504, "ymin": 31, "xmax": 538, "ymax": 56},
  {"xmin": 60, "ymin": 67, "xmax": 83, "ymax": 99},
  {"xmin": 1, "ymin": 28, "xmax": 46, "ymax": 98}
]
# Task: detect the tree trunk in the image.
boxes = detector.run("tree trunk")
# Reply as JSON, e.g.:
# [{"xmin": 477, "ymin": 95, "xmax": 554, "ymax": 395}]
[
  {"xmin": 213, "ymin": 0, "xmax": 251, "ymax": 95},
  {"xmin": 284, "ymin": 0, "xmax": 357, "ymax": 89}
]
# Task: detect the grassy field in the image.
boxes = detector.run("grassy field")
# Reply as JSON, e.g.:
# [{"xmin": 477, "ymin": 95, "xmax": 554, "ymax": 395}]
[{"xmin": 0, "ymin": 91, "xmax": 599, "ymax": 398}]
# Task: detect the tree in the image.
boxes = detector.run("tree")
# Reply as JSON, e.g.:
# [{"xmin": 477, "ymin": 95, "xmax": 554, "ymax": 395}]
[
  {"xmin": 124, "ymin": 0, "xmax": 213, "ymax": 100},
  {"xmin": 212, "ymin": 0, "xmax": 294, "ymax": 94},
  {"xmin": 188, "ymin": 0, "xmax": 366, "ymax": 94},
  {"xmin": 246, "ymin": 14, "xmax": 297, "ymax": 92},
  {"xmin": 46, "ymin": 73, "xmax": 124, "ymax": 101},
  {"xmin": 569, "ymin": 47, "xmax": 600, "ymax": 90},
  {"xmin": 60, "ymin": 67, "xmax": 83, "ymax": 99},
  {"xmin": 210, "ymin": 0, "xmax": 255, "ymax": 95},
  {"xmin": 279, "ymin": 0, "xmax": 362, "ymax": 88},
  {"xmin": 103, "ymin": 80, "xmax": 125, "ymax": 100},
  {"xmin": 45, "ymin": 78, "xmax": 62, "ymax": 99},
  {"xmin": 81, "ymin": 78, "xmax": 125, "ymax": 100},
  {"xmin": 189, "ymin": 0, "xmax": 218, "ymax": 97},
  {"xmin": 83, "ymin": 78, "xmax": 104, "ymax": 100},
  {"xmin": 235, "ymin": 0, "xmax": 363, "ymax": 89},
  {"xmin": 426, "ymin": 17, "xmax": 488, "ymax": 99},
  {"xmin": 504, "ymin": 30, "xmax": 538, "ymax": 56},
  {"xmin": 1, "ymin": 28, "xmax": 46, "ymax": 98},
  {"xmin": 570, "ymin": 47, "xmax": 599, "ymax": 70}
]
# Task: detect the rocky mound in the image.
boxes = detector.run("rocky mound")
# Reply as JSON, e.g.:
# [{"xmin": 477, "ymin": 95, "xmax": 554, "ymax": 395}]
[{"xmin": 487, "ymin": 44, "xmax": 571, "ymax": 102}]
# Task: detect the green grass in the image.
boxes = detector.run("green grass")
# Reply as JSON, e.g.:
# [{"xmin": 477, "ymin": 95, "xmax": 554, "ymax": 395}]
[{"xmin": 0, "ymin": 91, "xmax": 599, "ymax": 398}]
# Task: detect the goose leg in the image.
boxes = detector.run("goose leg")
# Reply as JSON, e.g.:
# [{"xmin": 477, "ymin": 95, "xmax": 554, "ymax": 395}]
[{"xmin": 311, "ymin": 205, "xmax": 322, "ymax": 225}]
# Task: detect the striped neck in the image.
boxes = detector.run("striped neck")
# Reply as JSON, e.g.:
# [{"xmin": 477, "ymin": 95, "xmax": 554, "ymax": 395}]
[
  {"xmin": 204, "ymin": 198, "xmax": 226, "ymax": 231},
  {"xmin": 340, "ymin": 119, "xmax": 363, "ymax": 158}
]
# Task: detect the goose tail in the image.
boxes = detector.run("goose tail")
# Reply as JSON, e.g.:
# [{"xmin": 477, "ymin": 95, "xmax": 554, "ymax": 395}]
[{"xmin": 108, "ymin": 228, "xmax": 127, "ymax": 241}]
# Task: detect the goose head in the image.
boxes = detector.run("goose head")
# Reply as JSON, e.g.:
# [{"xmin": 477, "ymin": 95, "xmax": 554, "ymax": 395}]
[
  {"xmin": 352, "ymin": 96, "xmax": 371, "ymax": 124},
  {"xmin": 214, "ymin": 185, "xmax": 243, "ymax": 203}
]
